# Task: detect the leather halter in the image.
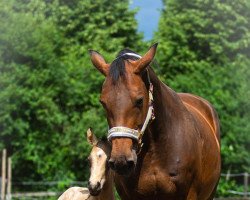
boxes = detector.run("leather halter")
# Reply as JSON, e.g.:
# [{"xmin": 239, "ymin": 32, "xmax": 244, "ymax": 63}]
[{"xmin": 107, "ymin": 53, "xmax": 155, "ymax": 148}]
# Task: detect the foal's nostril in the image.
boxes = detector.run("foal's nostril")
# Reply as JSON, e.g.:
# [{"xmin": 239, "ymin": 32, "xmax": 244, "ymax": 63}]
[
  {"xmin": 88, "ymin": 181, "xmax": 101, "ymax": 196},
  {"xmin": 96, "ymin": 181, "xmax": 101, "ymax": 189},
  {"xmin": 108, "ymin": 159, "xmax": 115, "ymax": 170}
]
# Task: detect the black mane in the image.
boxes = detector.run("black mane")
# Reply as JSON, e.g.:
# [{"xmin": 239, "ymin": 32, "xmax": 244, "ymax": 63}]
[{"xmin": 109, "ymin": 49, "xmax": 141, "ymax": 83}]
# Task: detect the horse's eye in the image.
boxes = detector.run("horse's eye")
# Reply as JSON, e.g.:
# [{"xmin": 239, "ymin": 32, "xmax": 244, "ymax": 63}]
[{"xmin": 135, "ymin": 98, "xmax": 143, "ymax": 108}]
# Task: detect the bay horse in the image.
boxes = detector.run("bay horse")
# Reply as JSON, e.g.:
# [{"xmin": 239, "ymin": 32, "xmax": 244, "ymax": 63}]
[
  {"xmin": 58, "ymin": 128, "xmax": 115, "ymax": 200},
  {"xmin": 89, "ymin": 43, "xmax": 221, "ymax": 200}
]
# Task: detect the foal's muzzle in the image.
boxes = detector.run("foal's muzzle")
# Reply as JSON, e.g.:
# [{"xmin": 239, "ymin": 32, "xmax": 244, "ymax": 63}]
[{"xmin": 88, "ymin": 181, "xmax": 101, "ymax": 196}]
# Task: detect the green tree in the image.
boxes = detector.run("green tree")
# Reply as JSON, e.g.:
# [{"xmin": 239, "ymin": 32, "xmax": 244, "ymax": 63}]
[
  {"xmin": 0, "ymin": 0, "xmax": 143, "ymax": 192},
  {"xmin": 155, "ymin": 0, "xmax": 250, "ymax": 195}
]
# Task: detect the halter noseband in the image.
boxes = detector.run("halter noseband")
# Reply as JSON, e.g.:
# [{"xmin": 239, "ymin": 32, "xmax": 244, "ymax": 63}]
[{"xmin": 107, "ymin": 53, "xmax": 155, "ymax": 148}]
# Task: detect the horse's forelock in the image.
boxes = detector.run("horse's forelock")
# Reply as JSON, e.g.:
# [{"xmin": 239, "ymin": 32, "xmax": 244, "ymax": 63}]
[{"xmin": 109, "ymin": 49, "xmax": 140, "ymax": 83}]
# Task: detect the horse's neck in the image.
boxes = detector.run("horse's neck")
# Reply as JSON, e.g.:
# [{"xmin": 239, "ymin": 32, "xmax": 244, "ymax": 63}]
[
  {"xmin": 147, "ymin": 68, "xmax": 185, "ymax": 135},
  {"xmin": 150, "ymin": 68, "xmax": 182, "ymax": 114},
  {"xmin": 95, "ymin": 170, "xmax": 115, "ymax": 200}
]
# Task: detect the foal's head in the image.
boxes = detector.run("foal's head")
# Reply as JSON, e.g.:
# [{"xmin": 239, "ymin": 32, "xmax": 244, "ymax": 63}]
[
  {"xmin": 87, "ymin": 128, "xmax": 111, "ymax": 196},
  {"xmin": 89, "ymin": 44, "xmax": 158, "ymax": 175}
]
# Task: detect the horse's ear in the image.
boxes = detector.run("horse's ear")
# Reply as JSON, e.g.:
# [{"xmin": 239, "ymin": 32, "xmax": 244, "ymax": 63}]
[
  {"xmin": 89, "ymin": 50, "xmax": 109, "ymax": 76},
  {"xmin": 87, "ymin": 128, "xmax": 98, "ymax": 146},
  {"xmin": 134, "ymin": 43, "xmax": 158, "ymax": 74}
]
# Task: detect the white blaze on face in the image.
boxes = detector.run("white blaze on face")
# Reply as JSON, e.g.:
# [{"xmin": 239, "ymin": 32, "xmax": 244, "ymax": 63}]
[{"xmin": 88, "ymin": 146, "xmax": 107, "ymax": 188}]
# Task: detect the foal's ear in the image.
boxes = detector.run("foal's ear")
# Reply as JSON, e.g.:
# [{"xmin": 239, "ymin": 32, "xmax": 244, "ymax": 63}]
[
  {"xmin": 87, "ymin": 128, "xmax": 98, "ymax": 146},
  {"xmin": 89, "ymin": 50, "xmax": 109, "ymax": 76},
  {"xmin": 134, "ymin": 43, "xmax": 158, "ymax": 74}
]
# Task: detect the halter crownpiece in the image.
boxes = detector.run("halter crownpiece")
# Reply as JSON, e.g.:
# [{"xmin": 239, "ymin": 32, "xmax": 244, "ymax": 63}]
[
  {"xmin": 116, "ymin": 52, "xmax": 142, "ymax": 60},
  {"xmin": 107, "ymin": 53, "xmax": 155, "ymax": 145}
]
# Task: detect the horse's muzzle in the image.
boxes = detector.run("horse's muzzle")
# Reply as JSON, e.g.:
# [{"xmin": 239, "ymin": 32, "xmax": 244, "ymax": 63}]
[{"xmin": 108, "ymin": 156, "xmax": 135, "ymax": 175}]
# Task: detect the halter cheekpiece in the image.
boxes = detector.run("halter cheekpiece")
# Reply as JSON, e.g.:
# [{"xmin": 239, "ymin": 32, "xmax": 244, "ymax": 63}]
[{"xmin": 107, "ymin": 53, "xmax": 155, "ymax": 148}]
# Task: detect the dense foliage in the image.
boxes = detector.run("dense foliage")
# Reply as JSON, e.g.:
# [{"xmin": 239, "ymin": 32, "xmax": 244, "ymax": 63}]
[
  {"xmin": 0, "ymin": 0, "xmax": 143, "ymax": 191},
  {"xmin": 155, "ymin": 0, "xmax": 250, "ymax": 196},
  {"xmin": 0, "ymin": 0, "xmax": 249, "ymax": 197}
]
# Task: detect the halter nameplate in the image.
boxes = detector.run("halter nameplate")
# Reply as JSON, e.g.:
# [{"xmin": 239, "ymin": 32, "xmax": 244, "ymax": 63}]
[{"xmin": 107, "ymin": 127, "xmax": 139, "ymax": 141}]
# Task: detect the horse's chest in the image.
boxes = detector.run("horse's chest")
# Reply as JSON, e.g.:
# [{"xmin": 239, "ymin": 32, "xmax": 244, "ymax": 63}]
[
  {"xmin": 136, "ymin": 166, "xmax": 157, "ymax": 195},
  {"xmin": 133, "ymin": 151, "xmax": 177, "ymax": 197},
  {"xmin": 115, "ymin": 147, "xmax": 189, "ymax": 199}
]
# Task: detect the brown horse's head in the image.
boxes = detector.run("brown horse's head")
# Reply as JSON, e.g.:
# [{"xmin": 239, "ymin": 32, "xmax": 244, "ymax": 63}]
[{"xmin": 89, "ymin": 44, "xmax": 157, "ymax": 175}]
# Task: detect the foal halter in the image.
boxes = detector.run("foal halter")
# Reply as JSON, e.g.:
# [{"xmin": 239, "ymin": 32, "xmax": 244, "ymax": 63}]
[{"xmin": 107, "ymin": 53, "xmax": 155, "ymax": 148}]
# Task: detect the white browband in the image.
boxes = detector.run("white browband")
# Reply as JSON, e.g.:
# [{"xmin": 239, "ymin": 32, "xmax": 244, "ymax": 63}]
[
  {"xmin": 120, "ymin": 53, "xmax": 142, "ymax": 59},
  {"xmin": 107, "ymin": 53, "xmax": 155, "ymax": 143}
]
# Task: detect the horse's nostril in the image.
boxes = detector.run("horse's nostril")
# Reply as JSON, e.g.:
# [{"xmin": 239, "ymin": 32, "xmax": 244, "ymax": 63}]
[
  {"xmin": 127, "ymin": 160, "xmax": 135, "ymax": 169},
  {"xmin": 87, "ymin": 181, "xmax": 90, "ymax": 187},
  {"xmin": 108, "ymin": 159, "xmax": 115, "ymax": 169}
]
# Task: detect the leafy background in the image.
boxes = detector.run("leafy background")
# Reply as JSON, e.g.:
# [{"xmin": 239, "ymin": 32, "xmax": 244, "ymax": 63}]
[{"xmin": 0, "ymin": 0, "xmax": 249, "ymax": 198}]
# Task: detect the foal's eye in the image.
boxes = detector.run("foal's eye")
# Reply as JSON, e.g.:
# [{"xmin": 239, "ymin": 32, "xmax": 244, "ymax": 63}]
[{"xmin": 135, "ymin": 98, "xmax": 143, "ymax": 108}]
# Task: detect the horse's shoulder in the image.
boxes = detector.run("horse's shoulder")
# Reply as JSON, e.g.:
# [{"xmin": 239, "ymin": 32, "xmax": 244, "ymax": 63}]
[{"xmin": 178, "ymin": 93, "xmax": 220, "ymax": 139}]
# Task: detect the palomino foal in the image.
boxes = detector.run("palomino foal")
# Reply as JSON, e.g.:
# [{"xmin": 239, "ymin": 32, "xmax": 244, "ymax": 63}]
[{"xmin": 58, "ymin": 128, "xmax": 115, "ymax": 200}]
